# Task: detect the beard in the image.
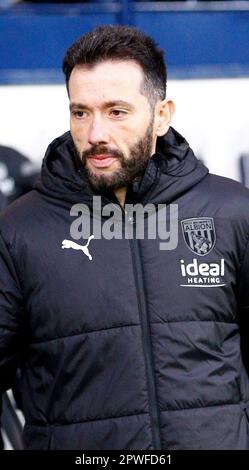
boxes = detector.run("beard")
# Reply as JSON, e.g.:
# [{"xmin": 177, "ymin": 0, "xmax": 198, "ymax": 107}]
[{"xmin": 77, "ymin": 120, "xmax": 154, "ymax": 192}]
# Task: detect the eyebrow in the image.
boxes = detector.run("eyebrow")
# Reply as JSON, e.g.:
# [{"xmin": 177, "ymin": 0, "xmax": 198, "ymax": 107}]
[{"xmin": 69, "ymin": 100, "xmax": 135, "ymax": 111}]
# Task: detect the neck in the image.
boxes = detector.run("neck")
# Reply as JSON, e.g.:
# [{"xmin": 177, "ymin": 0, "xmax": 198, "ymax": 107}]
[{"xmin": 114, "ymin": 187, "xmax": 127, "ymax": 207}]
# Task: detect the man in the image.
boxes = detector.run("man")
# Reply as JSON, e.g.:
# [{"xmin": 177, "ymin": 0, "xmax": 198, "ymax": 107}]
[
  {"xmin": 0, "ymin": 144, "xmax": 39, "ymax": 449},
  {"xmin": 0, "ymin": 25, "xmax": 249, "ymax": 451},
  {"xmin": 0, "ymin": 188, "xmax": 4, "ymax": 449},
  {"xmin": 0, "ymin": 145, "xmax": 40, "ymax": 206}
]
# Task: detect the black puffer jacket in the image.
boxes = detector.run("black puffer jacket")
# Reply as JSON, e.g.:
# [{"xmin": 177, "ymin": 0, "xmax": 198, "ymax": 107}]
[{"xmin": 0, "ymin": 128, "xmax": 249, "ymax": 450}]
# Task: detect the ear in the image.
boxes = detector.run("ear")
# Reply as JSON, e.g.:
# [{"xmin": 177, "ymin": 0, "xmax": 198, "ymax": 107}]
[{"xmin": 154, "ymin": 99, "xmax": 175, "ymax": 136}]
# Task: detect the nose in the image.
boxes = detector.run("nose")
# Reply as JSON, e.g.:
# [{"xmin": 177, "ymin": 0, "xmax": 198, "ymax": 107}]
[{"xmin": 88, "ymin": 114, "xmax": 110, "ymax": 146}]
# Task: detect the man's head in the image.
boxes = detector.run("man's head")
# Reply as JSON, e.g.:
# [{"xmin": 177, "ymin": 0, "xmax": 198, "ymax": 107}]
[
  {"xmin": 62, "ymin": 25, "xmax": 174, "ymax": 195},
  {"xmin": 63, "ymin": 25, "xmax": 167, "ymax": 108}
]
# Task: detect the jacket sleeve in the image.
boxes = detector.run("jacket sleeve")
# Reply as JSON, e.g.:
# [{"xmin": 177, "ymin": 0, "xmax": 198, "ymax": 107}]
[
  {"xmin": 0, "ymin": 232, "xmax": 25, "ymax": 395},
  {"xmin": 238, "ymin": 235, "xmax": 249, "ymax": 376}
]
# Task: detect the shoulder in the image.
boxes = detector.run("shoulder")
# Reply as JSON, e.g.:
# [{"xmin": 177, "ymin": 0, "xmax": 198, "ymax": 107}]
[
  {"xmin": 208, "ymin": 173, "xmax": 249, "ymax": 196},
  {"xmin": 197, "ymin": 173, "xmax": 249, "ymax": 219}
]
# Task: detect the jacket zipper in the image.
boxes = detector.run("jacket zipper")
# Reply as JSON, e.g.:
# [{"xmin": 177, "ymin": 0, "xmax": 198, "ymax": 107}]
[{"xmin": 129, "ymin": 235, "xmax": 162, "ymax": 450}]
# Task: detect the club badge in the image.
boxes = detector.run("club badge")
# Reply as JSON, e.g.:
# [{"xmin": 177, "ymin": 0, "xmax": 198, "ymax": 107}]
[{"xmin": 181, "ymin": 217, "xmax": 216, "ymax": 256}]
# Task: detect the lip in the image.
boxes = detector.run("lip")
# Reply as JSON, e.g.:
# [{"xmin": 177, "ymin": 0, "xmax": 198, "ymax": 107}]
[{"xmin": 88, "ymin": 155, "xmax": 117, "ymax": 168}]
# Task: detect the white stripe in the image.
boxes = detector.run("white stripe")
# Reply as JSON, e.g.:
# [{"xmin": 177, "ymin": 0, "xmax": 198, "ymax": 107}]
[{"xmin": 180, "ymin": 284, "xmax": 226, "ymax": 288}]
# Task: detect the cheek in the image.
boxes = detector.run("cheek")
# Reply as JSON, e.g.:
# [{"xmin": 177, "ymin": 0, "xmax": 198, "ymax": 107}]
[
  {"xmin": 122, "ymin": 124, "xmax": 148, "ymax": 148},
  {"xmin": 70, "ymin": 122, "xmax": 87, "ymax": 144},
  {"xmin": 115, "ymin": 122, "xmax": 142, "ymax": 144}
]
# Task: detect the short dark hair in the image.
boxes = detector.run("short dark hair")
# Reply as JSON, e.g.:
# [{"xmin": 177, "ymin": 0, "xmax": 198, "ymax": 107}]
[{"xmin": 62, "ymin": 25, "xmax": 167, "ymax": 107}]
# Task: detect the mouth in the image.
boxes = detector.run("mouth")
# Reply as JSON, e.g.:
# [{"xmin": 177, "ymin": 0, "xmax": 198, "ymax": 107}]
[{"xmin": 87, "ymin": 154, "xmax": 117, "ymax": 169}]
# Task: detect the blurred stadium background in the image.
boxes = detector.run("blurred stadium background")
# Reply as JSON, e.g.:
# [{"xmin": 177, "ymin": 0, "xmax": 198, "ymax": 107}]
[
  {"xmin": 1, "ymin": 1, "xmax": 249, "ymax": 182},
  {"xmin": 0, "ymin": 0, "xmax": 249, "ymax": 449}
]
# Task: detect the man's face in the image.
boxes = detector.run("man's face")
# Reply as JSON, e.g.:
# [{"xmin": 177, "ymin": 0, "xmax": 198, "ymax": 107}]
[{"xmin": 68, "ymin": 60, "xmax": 159, "ymax": 191}]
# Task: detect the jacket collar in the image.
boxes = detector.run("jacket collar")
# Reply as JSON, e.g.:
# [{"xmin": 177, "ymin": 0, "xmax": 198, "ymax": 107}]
[{"xmin": 36, "ymin": 127, "xmax": 208, "ymax": 206}]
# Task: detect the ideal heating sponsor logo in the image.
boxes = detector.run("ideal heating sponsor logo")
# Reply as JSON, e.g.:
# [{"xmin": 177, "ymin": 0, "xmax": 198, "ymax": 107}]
[{"xmin": 180, "ymin": 258, "xmax": 226, "ymax": 288}]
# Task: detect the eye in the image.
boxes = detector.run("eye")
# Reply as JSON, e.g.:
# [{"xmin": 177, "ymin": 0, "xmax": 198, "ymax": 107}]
[
  {"xmin": 71, "ymin": 110, "xmax": 86, "ymax": 119},
  {"xmin": 109, "ymin": 109, "xmax": 127, "ymax": 117}
]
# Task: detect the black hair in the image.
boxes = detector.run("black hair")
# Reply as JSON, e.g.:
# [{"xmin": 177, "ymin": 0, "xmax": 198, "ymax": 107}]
[{"xmin": 62, "ymin": 25, "xmax": 167, "ymax": 107}]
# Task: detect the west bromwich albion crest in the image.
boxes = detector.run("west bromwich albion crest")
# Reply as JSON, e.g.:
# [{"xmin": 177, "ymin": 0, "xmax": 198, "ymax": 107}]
[{"xmin": 181, "ymin": 217, "xmax": 216, "ymax": 256}]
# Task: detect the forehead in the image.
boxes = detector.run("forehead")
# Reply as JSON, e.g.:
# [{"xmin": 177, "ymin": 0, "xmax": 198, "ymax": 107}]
[{"xmin": 68, "ymin": 60, "xmax": 146, "ymax": 102}]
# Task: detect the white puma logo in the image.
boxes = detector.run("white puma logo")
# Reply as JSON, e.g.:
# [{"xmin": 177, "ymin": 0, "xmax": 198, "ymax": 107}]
[{"xmin": 61, "ymin": 235, "xmax": 94, "ymax": 261}]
